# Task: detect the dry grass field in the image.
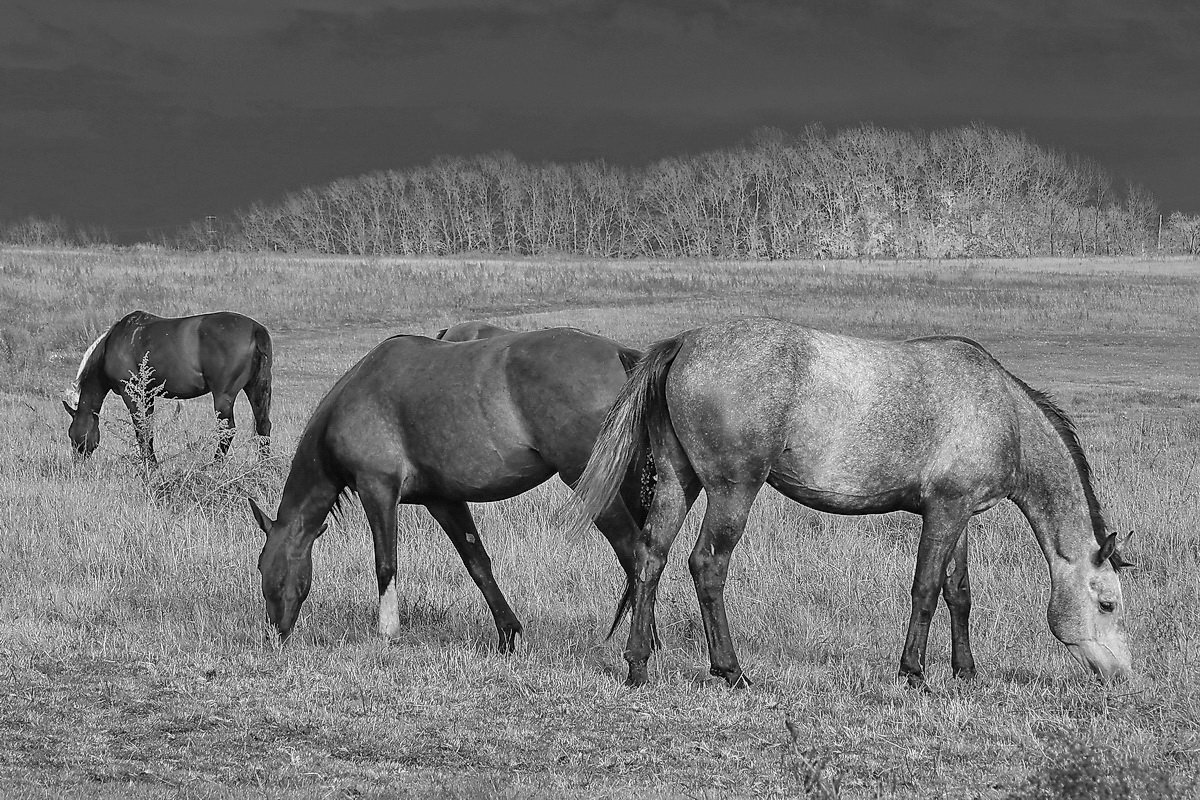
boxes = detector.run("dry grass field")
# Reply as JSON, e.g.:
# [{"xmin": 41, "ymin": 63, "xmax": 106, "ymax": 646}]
[{"xmin": 1, "ymin": 248, "xmax": 1198, "ymax": 798}]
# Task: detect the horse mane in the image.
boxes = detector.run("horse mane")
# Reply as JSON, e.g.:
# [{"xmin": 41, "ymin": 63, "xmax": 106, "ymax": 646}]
[
  {"xmin": 67, "ymin": 329, "xmax": 111, "ymax": 406},
  {"xmin": 1004, "ymin": 370, "xmax": 1108, "ymax": 546},
  {"xmin": 326, "ymin": 487, "xmax": 355, "ymax": 524},
  {"xmin": 281, "ymin": 348, "xmax": 373, "ymax": 527}
]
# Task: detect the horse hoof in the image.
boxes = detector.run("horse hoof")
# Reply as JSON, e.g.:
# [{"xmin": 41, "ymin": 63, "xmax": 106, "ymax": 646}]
[
  {"xmin": 496, "ymin": 626, "xmax": 523, "ymax": 655},
  {"xmin": 899, "ymin": 670, "xmax": 928, "ymax": 691},
  {"xmin": 625, "ymin": 664, "xmax": 649, "ymax": 687},
  {"xmin": 953, "ymin": 666, "xmax": 977, "ymax": 681},
  {"xmin": 713, "ymin": 668, "xmax": 751, "ymax": 689}
]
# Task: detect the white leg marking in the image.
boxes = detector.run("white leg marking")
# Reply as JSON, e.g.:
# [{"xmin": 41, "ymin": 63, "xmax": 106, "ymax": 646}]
[{"xmin": 378, "ymin": 578, "xmax": 401, "ymax": 638}]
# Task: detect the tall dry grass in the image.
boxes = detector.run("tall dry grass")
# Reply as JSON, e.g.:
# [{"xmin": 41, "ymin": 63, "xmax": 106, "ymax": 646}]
[{"xmin": 1, "ymin": 248, "xmax": 1198, "ymax": 797}]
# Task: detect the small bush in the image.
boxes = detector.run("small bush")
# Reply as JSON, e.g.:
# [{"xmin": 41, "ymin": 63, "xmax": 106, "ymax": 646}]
[{"xmin": 114, "ymin": 352, "xmax": 282, "ymax": 514}]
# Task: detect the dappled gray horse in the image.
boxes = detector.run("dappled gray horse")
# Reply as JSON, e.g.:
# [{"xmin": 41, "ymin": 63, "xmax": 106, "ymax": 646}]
[
  {"xmin": 573, "ymin": 317, "xmax": 1133, "ymax": 688},
  {"xmin": 250, "ymin": 324, "xmax": 650, "ymax": 648},
  {"xmin": 63, "ymin": 310, "xmax": 272, "ymax": 463}
]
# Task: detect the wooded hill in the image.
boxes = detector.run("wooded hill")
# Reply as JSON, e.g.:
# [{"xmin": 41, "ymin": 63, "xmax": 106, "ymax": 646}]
[
  {"xmin": 227, "ymin": 124, "xmax": 1190, "ymax": 258},
  {"xmin": 8, "ymin": 123, "xmax": 1200, "ymax": 257}
]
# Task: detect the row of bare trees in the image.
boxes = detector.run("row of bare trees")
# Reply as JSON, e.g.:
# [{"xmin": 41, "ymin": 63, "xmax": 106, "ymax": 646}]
[
  {"xmin": 0, "ymin": 215, "xmax": 114, "ymax": 248},
  {"xmin": 4, "ymin": 124, "xmax": 1199, "ymax": 257},
  {"xmin": 228, "ymin": 124, "xmax": 1183, "ymax": 259}
]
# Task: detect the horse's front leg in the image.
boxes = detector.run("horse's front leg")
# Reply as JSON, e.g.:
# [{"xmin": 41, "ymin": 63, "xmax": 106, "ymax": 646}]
[
  {"xmin": 121, "ymin": 393, "xmax": 157, "ymax": 466},
  {"xmin": 899, "ymin": 507, "xmax": 970, "ymax": 689},
  {"xmin": 358, "ymin": 477, "xmax": 402, "ymax": 638},
  {"xmin": 212, "ymin": 392, "xmax": 236, "ymax": 458}
]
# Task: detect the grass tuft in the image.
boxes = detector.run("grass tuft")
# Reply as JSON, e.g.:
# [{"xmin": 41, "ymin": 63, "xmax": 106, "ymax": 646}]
[{"xmin": 1006, "ymin": 738, "xmax": 1196, "ymax": 800}]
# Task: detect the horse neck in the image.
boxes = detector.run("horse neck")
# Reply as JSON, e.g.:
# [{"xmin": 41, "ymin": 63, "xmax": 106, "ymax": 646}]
[
  {"xmin": 71, "ymin": 330, "xmax": 112, "ymax": 410},
  {"xmin": 1010, "ymin": 395, "xmax": 1103, "ymax": 567},
  {"xmin": 274, "ymin": 447, "xmax": 346, "ymax": 548},
  {"xmin": 76, "ymin": 367, "xmax": 111, "ymax": 414}
]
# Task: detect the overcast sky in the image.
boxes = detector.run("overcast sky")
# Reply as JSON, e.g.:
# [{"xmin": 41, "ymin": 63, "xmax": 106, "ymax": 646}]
[{"xmin": 3, "ymin": 0, "xmax": 1199, "ymax": 237}]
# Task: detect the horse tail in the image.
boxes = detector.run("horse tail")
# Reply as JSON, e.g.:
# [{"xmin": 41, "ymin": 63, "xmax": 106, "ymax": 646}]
[
  {"xmin": 572, "ymin": 335, "xmax": 683, "ymax": 638},
  {"xmin": 616, "ymin": 346, "xmax": 641, "ymax": 376},
  {"xmin": 572, "ymin": 334, "xmax": 684, "ymax": 532},
  {"xmin": 249, "ymin": 324, "xmax": 274, "ymax": 423}
]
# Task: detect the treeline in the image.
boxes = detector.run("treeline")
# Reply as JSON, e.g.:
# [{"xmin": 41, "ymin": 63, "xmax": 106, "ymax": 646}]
[
  {"xmin": 5, "ymin": 124, "xmax": 1200, "ymax": 258},
  {"xmin": 0, "ymin": 215, "xmax": 114, "ymax": 248},
  {"xmin": 226, "ymin": 124, "xmax": 1198, "ymax": 259}
]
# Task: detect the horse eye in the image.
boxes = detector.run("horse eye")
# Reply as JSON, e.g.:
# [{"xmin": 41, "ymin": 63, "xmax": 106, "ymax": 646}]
[{"xmin": 1099, "ymin": 600, "xmax": 1116, "ymax": 613}]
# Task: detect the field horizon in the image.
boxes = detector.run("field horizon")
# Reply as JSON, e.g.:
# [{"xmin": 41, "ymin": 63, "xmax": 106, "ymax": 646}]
[{"xmin": 1, "ymin": 248, "xmax": 1198, "ymax": 798}]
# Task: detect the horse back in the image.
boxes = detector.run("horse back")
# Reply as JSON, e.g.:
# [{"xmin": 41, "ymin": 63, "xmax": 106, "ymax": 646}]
[
  {"xmin": 105, "ymin": 311, "xmax": 264, "ymax": 399},
  {"xmin": 499, "ymin": 328, "xmax": 636, "ymax": 470},
  {"xmin": 319, "ymin": 334, "xmax": 554, "ymax": 502},
  {"xmin": 318, "ymin": 329, "xmax": 633, "ymax": 502},
  {"xmin": 666, "ymin": 319, "xmax": 1020, "ymax": 514}
]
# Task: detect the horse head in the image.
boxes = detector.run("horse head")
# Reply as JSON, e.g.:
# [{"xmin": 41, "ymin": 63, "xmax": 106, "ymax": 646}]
[
  {"xmin": 249, "ymin": 497, "xmax": 325, "ymax": 640},
  {"xmin": 1047, "ymin": 531, "xmax": 1134, "ymax": 684},
  {"xmin": 62, "ymin": 394, "xmax": 100, "ymax": 456}
]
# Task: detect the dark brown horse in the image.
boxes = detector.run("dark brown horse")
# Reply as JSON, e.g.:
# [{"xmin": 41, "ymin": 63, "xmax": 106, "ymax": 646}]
[
  {"xmin": 249, "ymin": 324, "xmax": 650, "ymax": 648},
  {"xmin": 63, "ymin": 311, "xmax": 272, "ymax": 463},
  {"xmin": 573, "ymin": 317, "xmax": 1134, "ymax": 688}
]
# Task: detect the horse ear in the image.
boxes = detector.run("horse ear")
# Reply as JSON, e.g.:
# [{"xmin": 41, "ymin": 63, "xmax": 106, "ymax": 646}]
[
  {"xmin": 248, "ymin": 497, "xmax": 274, "ymax": 535},
  {"xmin": 435, "ymin": 328, "xmax": 448, "ymax": 340},
  {"xmin": 62, "ymin": 400, "xmax": 77, "ymax": 416},
  {"xmin": 1096, "ymin": 531, "xmax": 1118, "ymax": 567},
  {"xmin": 1109, "ymin": 550, "xmax": 1137, "ymax": 571},
  {"xmin": 1103, "ymin": 529, "xmax": 1137, "ymax": 570}
]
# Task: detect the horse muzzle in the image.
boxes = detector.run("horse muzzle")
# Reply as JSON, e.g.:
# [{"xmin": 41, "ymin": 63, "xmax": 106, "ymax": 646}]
[{"xmin": 1065, "ymin": 640, "xmax": 1133, "ymax": 684}]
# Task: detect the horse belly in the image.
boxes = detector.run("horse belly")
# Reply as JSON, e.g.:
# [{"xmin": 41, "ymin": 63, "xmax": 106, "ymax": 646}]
[
  {"xmin": 142, "ymin": 333, "xmax": 207, "ymax": 399},
  {"xmin": 767, "ymin": 450, "xmax": 922, "ymax": 515},
  {"xmin": 410, "ymin": 444, "xmax": 555, "ymax": 503}
]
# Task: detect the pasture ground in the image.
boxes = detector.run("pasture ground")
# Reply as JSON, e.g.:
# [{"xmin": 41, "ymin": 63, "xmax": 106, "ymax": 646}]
[{"xmin": 1, "ymin": 249, "xmax": 1198, "ymax": 798}]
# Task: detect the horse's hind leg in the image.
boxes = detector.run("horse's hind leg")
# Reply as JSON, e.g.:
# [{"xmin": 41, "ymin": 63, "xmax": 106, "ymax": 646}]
[
  {"xmin": 899, "ymin": 505, "xmax": 971, "ymax": 689},
  {"xmin": 212, "ymin": 392, "xmax": 236, "ymax": 458},
  {"xmin": 624, "ymin": 438, "xmax": 700, "ymax": 687},
  {"xmin": 425, "ymin": 501, "xmax": 524, "ymax": 653},
  {"xmin": 942, "ymin": 528, "xmax": 975, "ymax": 680},
  {"xmin": 588, "ymin": 499, "xmax": 644, "ymax": 640},
  {"xmin": 688, "ymin": 484, "xmax": 758, "ymax": 688},
  {"xmin": 559, "ymin": 461, "xmax": 648, "ymax": 643}
]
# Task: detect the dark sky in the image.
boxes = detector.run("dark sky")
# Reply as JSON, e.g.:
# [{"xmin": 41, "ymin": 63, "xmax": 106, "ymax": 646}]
[{"xmin": 3, "ymin": 0, "xmax": 1199, "ymax": 238}]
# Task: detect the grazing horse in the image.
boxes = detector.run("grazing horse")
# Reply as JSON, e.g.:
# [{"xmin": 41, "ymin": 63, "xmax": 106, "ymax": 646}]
[
  {"xmin": 248, "ymin": 325, "xmax": 651, "ymax": 649},
  {"xmin": 63, "ymin": 310, "xmax": 272, "ymax": 463},
  {"xmin": 573, "ymin": 317, "xmax": 1134, "ymax": 688}
]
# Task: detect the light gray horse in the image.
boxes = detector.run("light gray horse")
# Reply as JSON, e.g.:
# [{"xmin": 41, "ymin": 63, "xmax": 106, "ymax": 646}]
[{"xmin": 573, "ymin": 317, "xmax": 1133, "ymax": 688}]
